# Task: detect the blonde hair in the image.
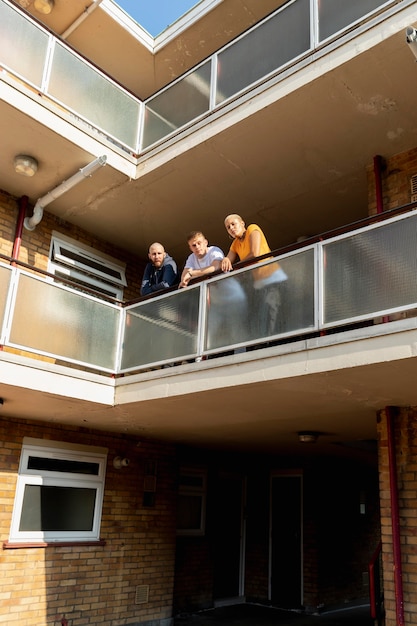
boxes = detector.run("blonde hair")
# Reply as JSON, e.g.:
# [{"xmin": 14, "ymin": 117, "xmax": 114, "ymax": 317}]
[{"xmin": 224, "ymin": 214, "xmax": 244, "ymax": 225}]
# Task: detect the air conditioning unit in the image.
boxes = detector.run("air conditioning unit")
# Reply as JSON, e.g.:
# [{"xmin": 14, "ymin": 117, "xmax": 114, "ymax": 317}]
[{"xmin": 410, "ymin": 174, "xmax": 417, "ymax": 202}]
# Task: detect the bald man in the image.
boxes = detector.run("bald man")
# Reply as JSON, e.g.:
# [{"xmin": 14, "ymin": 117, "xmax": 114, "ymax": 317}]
[{"xmin": 140, "ymin": 242, "xmax": 178, "ymax": 296}]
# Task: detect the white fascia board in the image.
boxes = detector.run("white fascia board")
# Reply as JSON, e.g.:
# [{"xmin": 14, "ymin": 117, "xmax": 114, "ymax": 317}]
[
  {"xmin": 0, "ymin": 78, "xmax": 137, "ymax": 179},
  {"xmin": 136, "ymin": 2, "xmax": 417, "ymax": 177},
  {"xmin": 0, "ymin": 351, "xmax": 115, "ymax": 405},
  {"xmin": 154, "ymin": 0, "xmax": 225, "ymax": 51},
  {"xmin": 101, "ymin": 0, "xmax": 225, "ymax": 52},
  {"xmin": 114, "ymin": 319, "xmax": 417, "ymax": 406}
]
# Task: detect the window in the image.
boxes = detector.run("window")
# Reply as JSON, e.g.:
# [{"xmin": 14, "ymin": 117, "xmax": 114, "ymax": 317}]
[
  {"xmin": 48, "ymin": 232, "xmax": 127, "ymax": 299},
  {"xmin": 9, "ymin": 438, "xmax": 107, "ymax": 543},
  {"xmin": 176, "ymin": 467, "xmax": 207, "ymax": 536}
]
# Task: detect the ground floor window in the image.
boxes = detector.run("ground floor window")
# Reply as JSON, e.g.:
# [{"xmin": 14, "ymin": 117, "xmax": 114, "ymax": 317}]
[
  {"xmin": 176, "ymin": 467, "xmax": 207, "ymax": 536},
  {"xmin": 9, "ymin": 438, "xmax": 107, "ymax": 543}
]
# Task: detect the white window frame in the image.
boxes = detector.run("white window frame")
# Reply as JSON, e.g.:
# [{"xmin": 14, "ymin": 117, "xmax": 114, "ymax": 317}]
[
  {"xmin": 176, "ymin": 467, "xmax": 207, "ymax": 536},
  {"xmin": 9, "ymin": 438, "xmax": 107, "ymax": 544},
  {"xmin": 48, "ymin": 232, "xmax": 127, "ymax": 299}
]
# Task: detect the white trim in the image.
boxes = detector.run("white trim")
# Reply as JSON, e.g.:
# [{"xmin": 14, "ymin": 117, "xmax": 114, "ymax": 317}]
[
  {"xmin": 48, "ymin": 232, "xmax": 126, "ymax": 299},
  {"xmin": 9, "ymin": 440, "xmax": 107, "ymax": 543}
]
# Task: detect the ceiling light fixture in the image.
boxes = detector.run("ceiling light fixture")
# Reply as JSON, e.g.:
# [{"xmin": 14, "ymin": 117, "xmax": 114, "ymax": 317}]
[
  {"xmin": 406, "ymin": 26, "xmax": 417, "ymax": 60},
  {"xmin": 298, "ymin": 431, "xmax": 319, "ymax": 444},
  {"xmin": 34, "ymin": 0, "xmax": 54, "ymax": 15},
  {"xmin": 14, "ymin": 155, "xmax": 38, "ymax": 177}
]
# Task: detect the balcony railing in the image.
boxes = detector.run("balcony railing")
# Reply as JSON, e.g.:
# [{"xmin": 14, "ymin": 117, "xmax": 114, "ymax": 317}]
[
  {"xmin": 0, "ymin": 0, "xmax": 400, "ymax": 155},
  {"xmin": 1, "ymin": 208, "xmax": 417, "ymax": 376}
]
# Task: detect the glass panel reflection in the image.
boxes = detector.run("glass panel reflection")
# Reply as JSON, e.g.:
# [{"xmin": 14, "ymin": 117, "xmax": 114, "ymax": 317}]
[
  {"xmin": 20, "ymin": 484, "xmax": 95, "ymax": 531},
  {"xmin": 323, "ymin": 215, "xmax": 417, "ymax": 324},
  {"xmin": 216, "ymin": 0, "xmax": 310, "ymax": 104},
  {"xmin": 206, "ymin": 249, "xmax": 316, "ymax": 350},
  {"xmin": 10, "ymin": 273, "xmax": 120, "ymax": 370},
  {"xmin": 121, "ymin": 288, "xmax": 200, "ymax": 370},
  {"xmin": 142, "ymin": 61, "xmax": 211, "ymax": 148}
]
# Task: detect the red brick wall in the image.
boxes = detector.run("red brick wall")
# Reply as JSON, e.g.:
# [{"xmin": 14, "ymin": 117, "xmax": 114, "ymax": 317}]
[
  {"xmin": 367, "ymin": 146, "xmax": 417, "ymax": 216},
  {"xmin": 0, "ymin": 416, "xmax": 177, "ymax": 626},
  {"xmin": 377, "ymin": 406, "xmax": 417, "ymax": 626}
]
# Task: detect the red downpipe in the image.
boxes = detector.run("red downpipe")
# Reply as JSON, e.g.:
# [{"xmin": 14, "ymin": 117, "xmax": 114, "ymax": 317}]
[
  {"xmin": 386, "ymin": 405, "xmax": 405, "ymax": 626},
  {"xmin": 12, "ymin": 195, "xmax": 28, "ymax": 265},
  {"xmin": 373, "ymin": 155, "xmax": 384, "ymax": 214}
]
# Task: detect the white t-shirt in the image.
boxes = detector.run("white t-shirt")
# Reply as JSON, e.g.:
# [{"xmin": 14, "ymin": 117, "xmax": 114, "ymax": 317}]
[{"xmin": 185, "ymin": 245, "xmax": 224, "ymax": 271}]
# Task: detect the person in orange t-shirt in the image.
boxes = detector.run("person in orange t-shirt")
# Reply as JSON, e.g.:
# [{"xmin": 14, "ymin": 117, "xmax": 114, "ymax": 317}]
[{"xmin": 221, "ymin": 214, "xmax": 287, "ymax": 336}]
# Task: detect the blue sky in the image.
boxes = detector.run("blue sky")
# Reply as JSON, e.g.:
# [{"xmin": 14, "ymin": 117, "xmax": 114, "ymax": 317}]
[{"xmin": 114, "ymin": 1, "xmax": 201, "ymax": 36}]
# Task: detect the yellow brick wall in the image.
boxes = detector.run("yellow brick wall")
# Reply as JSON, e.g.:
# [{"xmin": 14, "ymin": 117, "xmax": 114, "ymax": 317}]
[
  {"xmin": 377, "ymin": 406, "xmax": 417, "ymax": 626},
  {"xmin": 0, "ymin": 192, "xmax": 145, "ymax": 301},
  {"xmin": 0, "ymin": 416, "xmax": 177, "ymax": 626},
  {"xmin": 366, "ymin": 147, "xmax": 417, "ymax": 216}
]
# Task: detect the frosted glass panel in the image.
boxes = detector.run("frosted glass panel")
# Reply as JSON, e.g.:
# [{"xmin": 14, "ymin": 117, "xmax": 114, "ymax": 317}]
[
  {"xmin": 323, "ymin": 215, "xmax": 417, "ymax": 324},
  {"xmin": 0, "ymin": 1, "xmax": 48, "ymax": 86},
  {"xmin": 48, "ymin": 43, "xmax": 140, "ymax": 149},
  {"xmin": 142, "ymin": 62, "xmax": 211, "ymax": 148},
  {"xmin": 216, "ymin": 0, "xmax": 310, "ymax": 104},
  {"xmin": 0, "ymin": 264, "xmax": 12, "ymax": 326},
  {"xmin": 10, "ymin": 273, "xmax": 120, "ymax": 369},
  {"xmin": 318, "ymin": 0, "xmax": 388, "ymax": 41},
  {"xmin": 121, "ymin": 288, "xmax": 200, "ymax": 370},
  {"xmin": 206, "ymin": 249, "xmax": 316, "ymax": 350}
]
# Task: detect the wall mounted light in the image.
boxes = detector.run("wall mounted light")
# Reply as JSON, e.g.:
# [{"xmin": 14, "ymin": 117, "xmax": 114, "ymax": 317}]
[
  {"xmin": 14, "ymin": 155, "xmax": 38, "ymax": 177},
  {"xmin": 34, "ymin": 0, "xmax": 54, "ymax": 14},
  {"xmin": 298, "ymin": 431, "xmax": 319, "ymax": 444},
  {"xmin": 113, "ymin": 456, "xmax": 130, "ymax": 469}
]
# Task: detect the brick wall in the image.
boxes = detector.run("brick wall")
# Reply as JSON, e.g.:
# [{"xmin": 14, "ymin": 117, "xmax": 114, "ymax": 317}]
[
  {"xmin": 0, "ymin": 416, "xmax": 177, "ymax": 626},
  {"xmin": 172, "ymin": 452, "xmax": 379, "ymax": 614},
  {"xmin": 0, "ymin": 192, "xmax": 145, "ymax": 301},
  {"xmin": 377, "ymin": 406, "xmax": 417, "ymax": 626},
  {"xmin": 366, "ymin": 146, "xmax": 417, "ymax": 215}
]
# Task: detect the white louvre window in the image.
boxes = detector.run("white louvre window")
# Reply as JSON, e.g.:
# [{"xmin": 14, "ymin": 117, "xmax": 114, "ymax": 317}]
[
  {"xmin": 9, "ymin": 438, "xmax": 107, "ymax": 544},
  {"xmin": 48, "ymin": 232, "xmax": 127, "ymax": 299},
  {"xmin": 176, "ymin": 467, "xmax": 207, "ymax": 536}
]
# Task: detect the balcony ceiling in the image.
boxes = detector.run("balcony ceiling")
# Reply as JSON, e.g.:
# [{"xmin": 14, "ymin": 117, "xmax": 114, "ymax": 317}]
[
  {"xmin": 3, "ymin": 1, "xmax": 417, "ymax": 271},
  {"xmin": 2, "ymin": 324, "xmax": 417, "ymax": 460},
  {"xmin": 1, "ymin": 2, "xmax": 417, "ymax": 460}
]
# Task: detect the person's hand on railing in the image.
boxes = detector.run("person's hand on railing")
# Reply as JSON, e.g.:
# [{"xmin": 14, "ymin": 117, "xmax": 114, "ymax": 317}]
[{"xmin": 221, "ymin": 257, "xmax": 233, "ymax": 272}]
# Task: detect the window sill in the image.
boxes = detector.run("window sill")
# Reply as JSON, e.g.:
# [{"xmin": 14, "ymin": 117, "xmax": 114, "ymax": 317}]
[{"xmin": 3, "ymin": 539, "xmax": 106, "ymax": 549}]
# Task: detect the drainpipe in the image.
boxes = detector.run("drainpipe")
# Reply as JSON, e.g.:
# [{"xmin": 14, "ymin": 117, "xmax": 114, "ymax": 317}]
[
  {"xmin": 385, "ymin": 405, "xmax": 405, "ymax": 626},
  {"xmin": 373, "ymin": 155, "xmax": 384, "ymax": 214},
  {"xmin": 24, "ymin": 155, "xmax": 107, "ymax": 231},
  {"xmin": 61, "ymin": 0, "xmax": 105, "ymax": 39},
  {"xmin": 12, "ymin": 195, "xmax": 28, "ymax": 265}
]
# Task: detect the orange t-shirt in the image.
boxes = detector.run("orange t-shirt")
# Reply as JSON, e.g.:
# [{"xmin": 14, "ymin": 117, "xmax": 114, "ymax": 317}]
[{"xmin": 230, "ymin": 224, "xmax": 279, "ymax": 281}]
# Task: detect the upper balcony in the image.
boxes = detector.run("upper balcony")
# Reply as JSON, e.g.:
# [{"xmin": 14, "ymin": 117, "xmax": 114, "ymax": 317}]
[
  {"xmin": 2, "ymin": 207, "xmax": 417, "ymax": 456},
  {"xmin": 1, "ymin": 0, "xmax": 417, "ymax": 265}
]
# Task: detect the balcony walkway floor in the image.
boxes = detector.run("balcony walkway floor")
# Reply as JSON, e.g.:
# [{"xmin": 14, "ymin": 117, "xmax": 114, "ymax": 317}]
[{"xmin": 174, "ymin": 603, "xmax": 374, "ymax": 626}]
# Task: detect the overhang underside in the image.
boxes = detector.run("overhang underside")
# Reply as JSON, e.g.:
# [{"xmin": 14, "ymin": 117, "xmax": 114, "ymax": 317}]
[
  {"xmin": 1, "ymin": 322, "xmax": 416, "ymax": 458},
  {"xmin": 2, "ymin": 13, "xmax": 417, "ymax": 266}
]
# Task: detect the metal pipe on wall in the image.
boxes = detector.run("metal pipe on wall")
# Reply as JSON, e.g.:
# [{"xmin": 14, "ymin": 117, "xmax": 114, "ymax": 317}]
[
  {"xmin": 385, "ymin": 405, "xmax": 405, "ymax": 626},
  {"xmin": 24, "ymin": 155, "xmax": 107, "ymax": 231},
  {"xmin": 373, "ymin": 155, "xmax": 384, "ymax": 214},
  {"xmin": 11, "ymin": 195, "xmax": 28, "ymax": 265}
]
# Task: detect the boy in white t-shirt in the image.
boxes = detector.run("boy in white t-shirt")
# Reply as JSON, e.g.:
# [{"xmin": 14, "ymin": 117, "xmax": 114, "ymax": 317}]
[{"xmin": 179, "ymin": 231, "xmax": 224, "ymax": 288}]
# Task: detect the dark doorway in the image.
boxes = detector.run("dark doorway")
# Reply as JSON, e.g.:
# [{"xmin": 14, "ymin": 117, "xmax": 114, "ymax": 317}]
[
  {"xmin": 213, "ymin": 473, "xmax": 245, "ymax": 601},
  {"xmin": 270, "ymin": 473, "xmax": 302, "ymax": 608}
]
